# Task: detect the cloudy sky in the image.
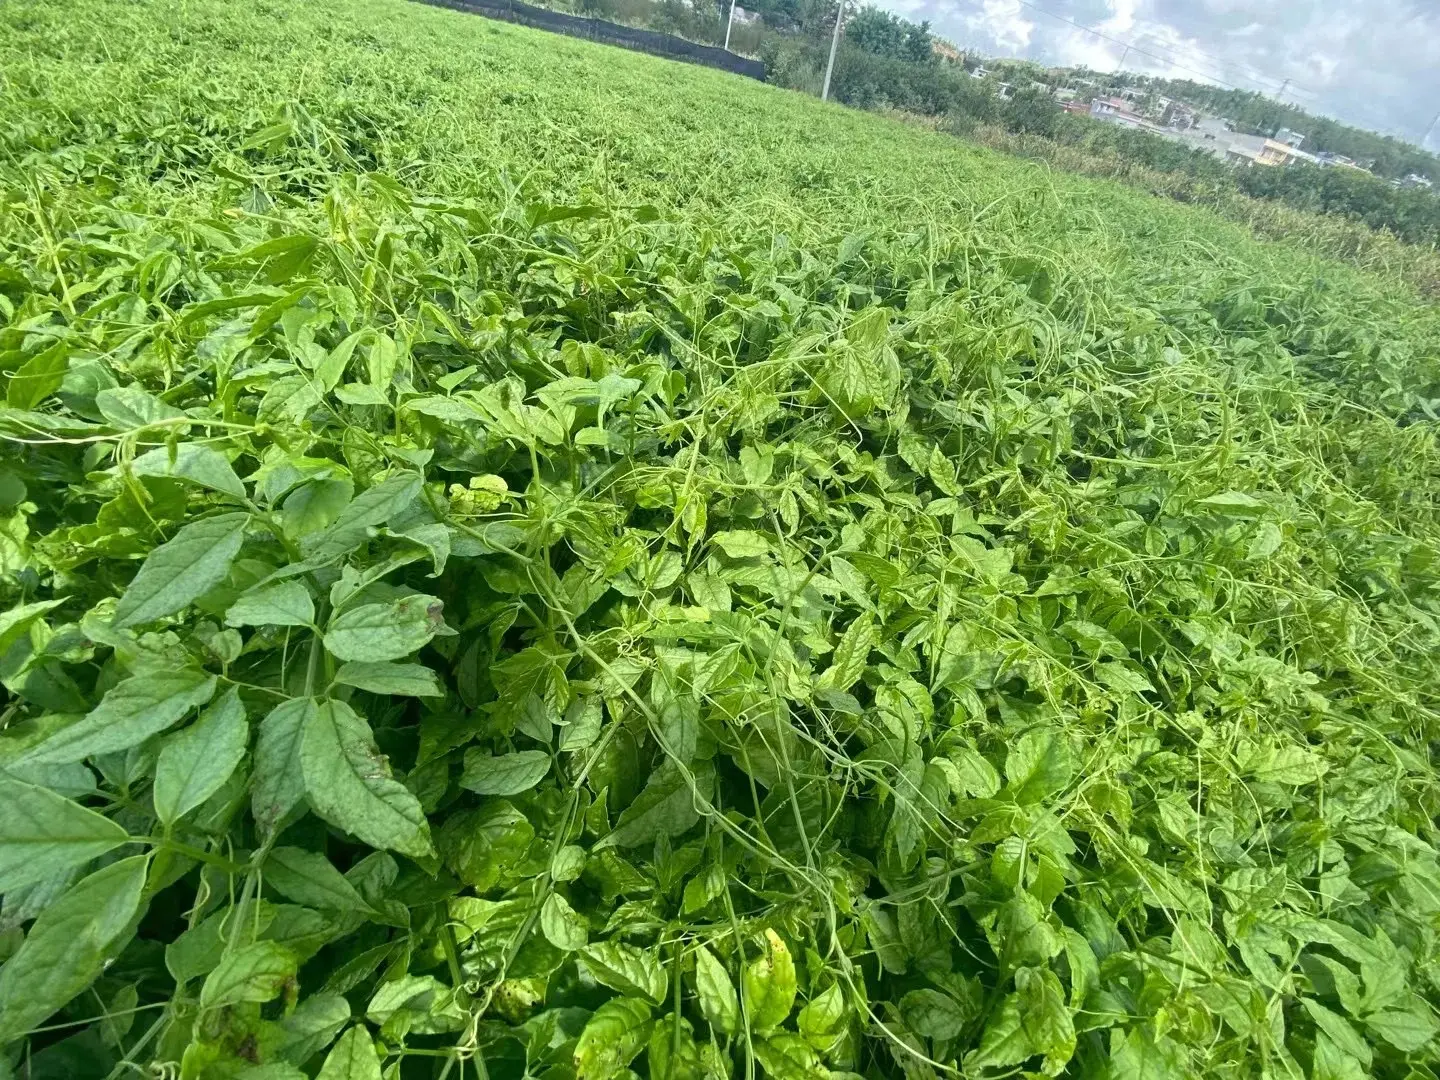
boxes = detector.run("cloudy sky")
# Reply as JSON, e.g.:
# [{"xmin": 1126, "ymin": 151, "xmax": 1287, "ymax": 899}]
[{"xmin": 875, "ymin": 0, "xmax": 1440, "ymax": 150}]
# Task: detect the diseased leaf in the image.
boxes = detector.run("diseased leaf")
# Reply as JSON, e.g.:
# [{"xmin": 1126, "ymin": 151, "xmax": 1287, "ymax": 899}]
[
  {"xmin": 742, "ymin": 929, "xmax": 797, "ymax": 1032},
  {"xmin": 900, "ymin": 988, "xmax": 970, "ymax": 1040},
  {"xmin": 816, "ymin": 612, "xmax": 874, "ymax": 691},
  {"xmin": 574, "ymin": 996, "xmax": 652, "ymax": 1080},
  {"xmin": 711, "ymin": 530, "xmax": 771, "ymax": 559},
  {"xmin": 540, "ymin": 893, "xmax": 589, "ymax": 951},
  {"xmin": 113, "ymin": 512, "xmax": 250, "ymax": 628},
  {"xmin": 200, "ymin": 941, "xmax": 297, "ymax": 1010},
  {"xmin": 300, "ymin": 700, "xmax": 434, "ymax": 858},
  {"xmin": 323, "ymin": 595, "xmax": 445, "ymax": 662}
]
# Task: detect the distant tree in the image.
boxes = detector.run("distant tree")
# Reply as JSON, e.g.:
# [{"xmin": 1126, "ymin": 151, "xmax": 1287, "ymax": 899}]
[
  {"xmin": 845, "ymin": 6, "xmax": 906, "ymax": 58},
  {"xmin": 902, "ymin": 19, "xmax": 933, "ymax": 64},
  {"xmin": 1002, "ymin": 85, "xmax": 1059, "ymax": 138}
]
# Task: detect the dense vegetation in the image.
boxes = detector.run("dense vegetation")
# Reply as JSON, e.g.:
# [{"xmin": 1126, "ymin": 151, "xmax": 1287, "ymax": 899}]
[{"xmin": 3, "ymin": 0, "xmax": 1440, "ymax": 1078}]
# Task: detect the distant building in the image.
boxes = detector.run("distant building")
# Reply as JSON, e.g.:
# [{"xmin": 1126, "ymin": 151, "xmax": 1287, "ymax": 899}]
[
  {"xmin": 1316, "ymin": 152, "xmax": 1369, "ymax": 173},
  {"xmin": 1161, "ymin": 100, "xmax": 1196, "ymax": 129},
  {"xmin": 1090, "ymin": 96, "xmax": 1152, "ymax": 130},
  {"xmin": 1401, "ymin": 173, "xmax": 1434, "ymax": 189},
  {"xmin": 996, "ymin": 82, "xmax": 1015, "ymax": 100},
  {"xmin": 1228, "ymin": 138, "xmax": 1317, "ymax": 168},
  {"xmin": 1275, "ymin": 128, "xmax": 1306, "ymax": 149},
  {"xmin": 970, "ymin": 65, "xmax": 988, "ymax": 80}
]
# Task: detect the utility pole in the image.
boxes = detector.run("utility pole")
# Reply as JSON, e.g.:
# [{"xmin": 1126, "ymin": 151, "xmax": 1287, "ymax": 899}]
[
  {"xmin": 1276, "ymin": 77, "xmax": 1290, "ymax": 103},
  {"xmin": 1116, "ymin": 43, "xmax": 1130, "ymax": 71},
  {"xmin": 723, "ymin": 0, "xmax": 736, "ymax": 51},
  {"xmin": 821, "ymin": 0, "xmax": 845, "ymax": 102}
]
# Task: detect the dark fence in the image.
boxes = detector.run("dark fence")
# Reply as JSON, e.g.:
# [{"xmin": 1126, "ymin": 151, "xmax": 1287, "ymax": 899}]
[{"xmin": 415, "ymin": 0, "xmax": 766, "ymax": 81}]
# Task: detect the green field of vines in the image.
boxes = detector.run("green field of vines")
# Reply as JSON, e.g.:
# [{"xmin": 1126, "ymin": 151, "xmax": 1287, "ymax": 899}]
[{"xmin": 3, "ymin": 0, "xmax": 1440, "ymax": 1077}]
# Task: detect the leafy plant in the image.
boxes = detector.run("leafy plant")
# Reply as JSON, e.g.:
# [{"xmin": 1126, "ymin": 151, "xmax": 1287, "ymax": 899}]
[{"xmin": 0, "ymin": 0, "xmax": 1439, "ymax": 1078}]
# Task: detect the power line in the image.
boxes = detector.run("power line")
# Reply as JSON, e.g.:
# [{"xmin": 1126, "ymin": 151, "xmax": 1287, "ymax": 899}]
[{"xmin": 1107, "ymin": 11, "xmax": 1315, "ymax": 98}]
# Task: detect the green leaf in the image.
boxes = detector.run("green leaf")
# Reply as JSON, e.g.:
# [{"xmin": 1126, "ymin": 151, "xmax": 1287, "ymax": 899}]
[
  {"xmin": 650, "ymin": 657, "xmax": 697, "ymax": 763},
  {"xmin": 459, "ymin": 749, "xmax": 552, "ymax": 796},
  {"xmin": 560, "ymin": 696, "xmax": 603, "ymax": 752},
  {"xmin": 302, "ymin": 472, "xmax": 422, "ymax": 562},
  {"xmin": 323, "ymin": 595, "xmax": 445, "ymax": 662},
  {"xmin": 1196, "ymin": 490, "xmax": 1266, "ymax": 517},
  {"xmin": 1095, "ymin": 661, "xmax": 1154, "ymax": 697},
  {"xmin": 19, "ymin": 667, "xmax": 217, "ymax": 765},
  {"xmin": 964, "ymin": 995, "xmax": 1032, "ymax": 1070},
  {"xmin": 333, "ymin": 661, "xmax": 444, "ymax": 697},
  {"xmin": 582, "ymin": 941, "xmax": 669, "ymax": 1005},
  {"xmin": 366, "ymin": 974, "xmax": 466, "ymax": 1038},
  {"xmin": 153, "ymin": 685, "xmax": 249, "ymax": 826},
  {"xmin": 1302, "ymin": 999, "xmax": 1371, "ymax": 1067},
  {"xmin": 226, "ymin": 580, "xmax": 316, "ymax": 628},
  {"xmin": 113, "ymin": 512, "xmax": 250, "ymax": 628},
  {"xmin": 0, "ymin": 599, "xmax": 63, "ymax": 658},
  {"xmin": 265, "ymin": 847, "xmax": 372, "ymax": 912},
  {"xmin": 1003, "ymin": 728, "xmax": 1073, "ymax": 805},
  {"xmin": 816, "ymin": 613, "xmax": 875, "ymax": 691},
  {"xmin": 1247, "ymin": 520, "xmax": 1283, "ymax": 561},
  {"xmin": 7, "ymin": 342, "xmax": 69, "ymax": 410},
  {"xmin": 796, "ymin": 982, "xmax": 846, "ymax": 1050},
  {"xmin": 96, "ymin": 386, "xmax": 186, "ymax": 429},
  {"xmin": 597, "ymin": 759, "xmax": 711, "ymax": 850},
  {"xmin": 316, "ymin": 1025, "xmax": 383, "ymax": 1080},
  {"xmin": 1016, "ymin": 966, "xmax": 1075, "ymax": 1070},
  {"xmin": 0, "ymin": 855, "xmax": 149, "ymax": 1041},
  {"xmin": 1108, "ymin": 1029, "xmax": 1187, "ymax": 1080},
  {"xmin": 899, "ymin": 988, "xmax": 970, "ymax": 1040},
  {"xmin": 301, "ymin": 700, "xmax": 434, "ymax": 858},
  {"xmin": 540, "ymin": 893, "xmax": 589, "ymax": 951},
  {"xmin": 711, "ymin": 530, "xmax": 771, "ymax": 559},
  {"xmin": 276, "ymin": 992, "xmax": 352, "ymax": 1064},
  {"xmin": 253, "ymin": 697, "xmax": 313, "ymax": 838},
  {"xmin": 694, "ymin": 944, "xmax": 740, "ymax": 1035},
  {"xmin": 200, "ymin": 940, "xmax": 297, "ymax": 1010},
  {"xmin": 283, "ymin": 477, "xmax": 354, "ymax": 540},
  {"xmin": 130, "ymin": 443, "xmax": 245, "ymax": 499},
  {"xmin": 0, "ymin": 774, "xmax": 129, "ymax": 893},
  {"xmin": 317, "ymin": 331, "xmax": 366, "ymax": 393},
  {"xmin": 574, "ymin": 996, "xmax": 653, "ymax": 1080},
  {"xmin": 742, "ymin": 929, "xmax": 797, "ymax": 1032},
  {"xmin": 1365, "ymin": 1005, "xmax": 1439, "ymax": 1053}
]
